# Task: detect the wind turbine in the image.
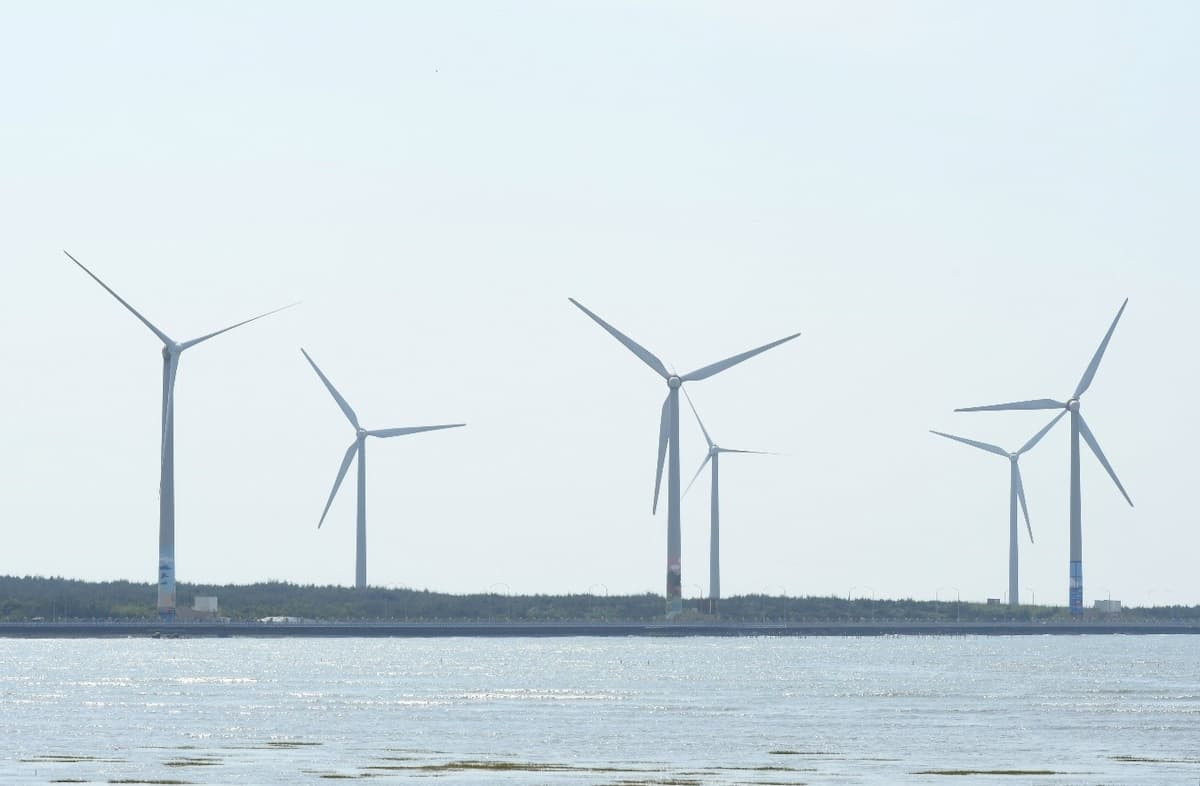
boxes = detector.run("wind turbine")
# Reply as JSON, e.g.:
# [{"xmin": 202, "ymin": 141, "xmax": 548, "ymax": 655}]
[
  {"xmin": 301, "ymin": 349, "xmax": 464, "ymax": 589},
  {"xmin": 930, "ymin": 411, "xmax": 1065, "ymax": 608},
  {"xmin": 65, "ymin": 251, "xmax": 296, "ymax": 621},
  {"xmin": 569, "ymin": 298, "xmax": 799, "ymax": 617},
  {"xmin": 956, "ymin": 300, "xmax": 1133, "ymax": 615},
  {"xmin": 682, "ymin": 388, "xmax": 774, "ymax": 615}
]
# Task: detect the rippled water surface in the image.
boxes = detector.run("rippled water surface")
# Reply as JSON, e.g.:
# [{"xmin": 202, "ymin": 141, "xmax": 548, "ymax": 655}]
[{"xmin": 1, "ymin": 636, "xmax": 1198, "ymax": 784}]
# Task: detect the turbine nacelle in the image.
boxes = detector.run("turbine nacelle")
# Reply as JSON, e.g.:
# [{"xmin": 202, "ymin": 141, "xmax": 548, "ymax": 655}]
[
  {"xmin": 1067, "ymin": 398, "xmax": 1080, "ymax": 412},
  {"xmin": 668, "ymin": 375, "xmax": 682, "ymax": 389}
]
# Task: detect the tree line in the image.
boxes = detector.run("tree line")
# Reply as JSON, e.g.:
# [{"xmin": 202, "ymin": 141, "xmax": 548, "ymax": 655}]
[{"xmin": 2, "ymin": 575, "xmax": 1196, "ymax": 623}]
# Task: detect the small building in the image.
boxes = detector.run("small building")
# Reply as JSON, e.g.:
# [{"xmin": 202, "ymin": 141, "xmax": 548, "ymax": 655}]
[
  {"xmin": 1094, "ymin": 599, "xmax": 1122, "ymax": 614},
  {"xmin": 986, "ymin": 598, "xmax": 1002, "ymax": 605},
  {"xmin": 193, "ymin": 596, "xmax": 218, "ymax": 614}
]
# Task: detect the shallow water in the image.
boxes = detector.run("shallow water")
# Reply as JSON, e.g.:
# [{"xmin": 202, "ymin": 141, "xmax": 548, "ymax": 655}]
[{"xmin": 1, "ymin": 636, "xmax": 1197, "ymax": 784}]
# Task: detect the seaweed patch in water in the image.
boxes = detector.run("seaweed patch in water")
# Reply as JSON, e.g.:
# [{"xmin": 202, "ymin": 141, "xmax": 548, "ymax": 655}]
[
  {"xmin": 1110, "ymin": 755, "xmax": 1200, "ymax": 764},
  {"xmin": 107, "ymin": 780, "xmax": 194, "ymax": 785},
  {"xmin": 366, "ymin": 760, "xmax": 646, "ymax": 774},
  {"xmin": 163, "ymin": 757, "xmax": 222, "ymax": 767},
  {"xmin": 24, "ymin": 755, "xmax": 125, "ymax": 764},
  {"xmin": 381, "ymin": 760, "xmax": 576, "ymax": 772},
  {"xmin": 264, "ymin": 740, "xmax": 322, "ymax": 748},
  {"xmin": 913, "ymin": 770, "xmax": 1058, "ymax": 776},
  {"xmin": 768, "ymin": 751, "xmax": 835, "ymax": 756}
]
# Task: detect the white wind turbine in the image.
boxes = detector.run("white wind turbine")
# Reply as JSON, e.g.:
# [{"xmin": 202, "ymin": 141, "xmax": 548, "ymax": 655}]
[
  {"xmin": 682, "ymin": 388, "xmax": 774, "ymax": 614},
  {"xmin": 956, "ymin": 300, "xmax": 1133, "ymax": 615},
  {"xmin": 66, "ymin": 251, "xmax": 296, "ymax": 620},
  {"xmin": 301, "ymin": 349, "xmax": 464, "ymax": 589},
  {"xmin": 569, "ymin": 298, "xmax": 799, "ymax": 616},
  {"xmin": 931, "ymin": 411, "xmax": 1065, "ymax": 608}
]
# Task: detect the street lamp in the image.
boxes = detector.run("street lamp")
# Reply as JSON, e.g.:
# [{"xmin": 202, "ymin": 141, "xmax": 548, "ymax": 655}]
[
  {"xmin": 488, "ymin": 582, "xmax": 512, "ymax": 619},
  {"xmin": 1025, "ymin": 586, "xmax": 1035, "ymax": 606},
  {"xmin": 859, "ymin": 585, "xmax": 876, "ymax": 620},
  {"xmin": 937, "ymin": 586, "xmax": 960, "ymax": 620},
  {"xmin": 764, "ymin": 584, "xmax": 788, "ymax": 621}
]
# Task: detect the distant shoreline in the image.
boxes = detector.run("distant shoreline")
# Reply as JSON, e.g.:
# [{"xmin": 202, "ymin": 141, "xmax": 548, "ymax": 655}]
[{"xmin": 3, "ymin": 620, "xmax": 1200, "ymax": 638}]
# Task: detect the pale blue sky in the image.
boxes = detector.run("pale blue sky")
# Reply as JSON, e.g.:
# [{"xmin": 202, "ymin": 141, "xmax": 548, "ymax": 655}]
[{"xmin": 2, "ymin": 2, "xmax": 1197, "ymax": 605}]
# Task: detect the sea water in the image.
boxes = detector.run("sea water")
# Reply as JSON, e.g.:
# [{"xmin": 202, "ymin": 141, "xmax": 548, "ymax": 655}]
[{"xmin": 1, "ymin": 635, "xmax": 1197, "ymax": 784}]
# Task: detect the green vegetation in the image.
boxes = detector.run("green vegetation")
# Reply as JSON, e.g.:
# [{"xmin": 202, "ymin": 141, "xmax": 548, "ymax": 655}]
[
  {"xmin": 914, "ymin": 770, "xmax": 1057, "ymax": 776},
  {"xmin": 2, "ymin": 575, "xmax": 1197, "ymax": 623}
]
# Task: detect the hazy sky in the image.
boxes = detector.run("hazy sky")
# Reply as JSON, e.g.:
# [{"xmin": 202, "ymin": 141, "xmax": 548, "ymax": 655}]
[{"xmin": 2, "ymin": 2, "xmax": 1197, "ymax": 606}]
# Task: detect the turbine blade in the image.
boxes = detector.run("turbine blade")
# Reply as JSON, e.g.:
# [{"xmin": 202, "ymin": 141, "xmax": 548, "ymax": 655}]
[
  {"xmin": 1078, "ymin": 415, "xmax": 1133, "ymax": 507},
  {"xmin": 319, "ymin": 441, "xmax": 359, "ymax": 528},
  {"xmin": 568, "ymin": 298, "xmax": 669, "ymax": 379},
  {"xmin": 684, "ymin": 454, "xmax": 712, "ymax": 497},
  {"xmin": 719, "ymin": 448, "xmax": 775, "ymax": 455},
  {"xmin": 300, "ymin": 348, "xmax": 360, "ymax": 429},
  {"xmin": 368, "ymin": 423, "xmax": 465, "ymax": 438},
  {"xmin": 1014, "ymin": 462, "xmax": 1034, "ymax": 543},
  {"xmin": 180, "ymin": 301, "xmax": 300, "ymax": 350},
  {"xmin": 652, "ymin": 394, "xmax": 669, "ymax": 514},
  {"xmin": 1017, "ymin": 410, "xmax": 1067, "ymax": 455},
  {"xmin": 681, "ymin": 386, "xmax": 714, "ymax": 448},
  {"xmin": 929, "ymin": 430, "xmax": 1008, "ymax": 457},
  {"xmin": 955, "ymin": 398, "xmax": 1066, "ymax": 412},
  {"xmin": 64, "ymin": 251, "xmax": 173, "ymax": 345},
  {"xmin": 1074, "ymin": 299, "xmax": 1129, "ymax": 398},
  {"xmin": 681, "ymin": 331, "xmax": 801, "ymax": 382}
]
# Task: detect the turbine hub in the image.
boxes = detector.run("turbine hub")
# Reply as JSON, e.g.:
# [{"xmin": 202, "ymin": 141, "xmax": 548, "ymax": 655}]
[
  {"xmin": 356, "ymin": 428, "xmax": 367, "ymax": 438},
  {"xmin": 1067, "ymin": 398, "xmax": 1080, "ymax": 412},
  {"xmin": 667, "ymin": 375, "xmax": 682, "ymax": 389}
]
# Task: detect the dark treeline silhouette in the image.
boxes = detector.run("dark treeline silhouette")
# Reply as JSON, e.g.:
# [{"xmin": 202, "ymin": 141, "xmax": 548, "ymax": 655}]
[{"xmin": 2, "ymin": 576, "xmax": 1197, "ymax": 623}]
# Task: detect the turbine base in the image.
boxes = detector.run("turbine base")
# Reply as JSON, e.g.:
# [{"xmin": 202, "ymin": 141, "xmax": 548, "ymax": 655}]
[
  {"xmin": 157, "ymin": 557, "xmax": 176, "ymax": 621},
  {"xmin": 1069, "ymin": 560, "xmax": 1083, "ymax": 616},
  {"xmin": 666, "ymin": 566, "xmax": 682, "ymax": 617}
]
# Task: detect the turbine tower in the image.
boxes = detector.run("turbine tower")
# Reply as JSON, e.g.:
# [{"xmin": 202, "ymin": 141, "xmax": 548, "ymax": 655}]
[
  {"xmin": 930, "ymin": 411, "xmax": 1064, "ymax": 607},
  {"xmin": 569, "ymin": 298, "xmax": 799, "ymax": 616},
  {"xmin": 956, "ymin": 300, "xmax": 1133, "ymax": 615},
  {"xmin": 66, "ymin": 251, "xmax": 296, "ymax": 621},
  {"xmin": 682, "ymin": 389, "xmax": 773, "ymax": 615},
  {"xmin": 301, "ymin": 349, "xmax": 464, "ymax": 589}
]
